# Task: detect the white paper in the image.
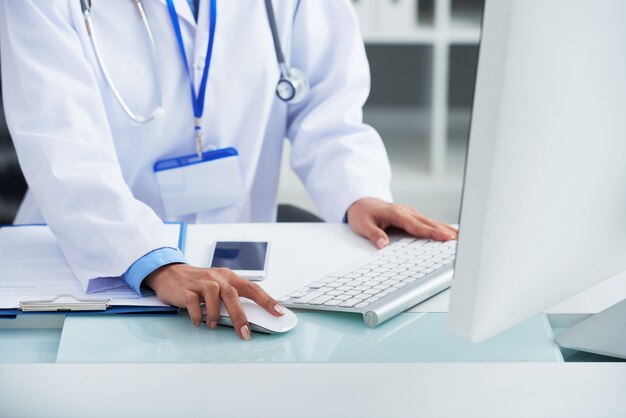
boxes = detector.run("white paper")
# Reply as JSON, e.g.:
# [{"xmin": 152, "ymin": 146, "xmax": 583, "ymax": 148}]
[{"xmin": 0, "ymin": 225, "xmax": 181, "ymax": 309}]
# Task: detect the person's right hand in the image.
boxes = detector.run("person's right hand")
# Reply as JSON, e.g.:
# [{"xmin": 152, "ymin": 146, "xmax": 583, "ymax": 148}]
[{"xmin": 144, "ymin": 264, "xmax": 285, "ymax": 340}]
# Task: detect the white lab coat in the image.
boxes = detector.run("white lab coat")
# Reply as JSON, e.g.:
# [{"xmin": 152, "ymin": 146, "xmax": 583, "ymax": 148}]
[{"xmin": 0, "ymin": 0, "xmax": 392, "ymax": 291}]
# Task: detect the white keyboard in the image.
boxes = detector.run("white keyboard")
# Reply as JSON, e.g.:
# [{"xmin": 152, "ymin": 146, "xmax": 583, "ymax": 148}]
[{"xmin": 279, "ymin": 237, "xmax": 456, "ymax": 327}]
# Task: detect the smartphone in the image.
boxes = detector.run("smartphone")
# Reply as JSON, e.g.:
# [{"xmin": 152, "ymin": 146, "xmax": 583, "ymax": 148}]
[{"xmin": 209, "ymin": 241, "xmax": 270, "ymax": 281}]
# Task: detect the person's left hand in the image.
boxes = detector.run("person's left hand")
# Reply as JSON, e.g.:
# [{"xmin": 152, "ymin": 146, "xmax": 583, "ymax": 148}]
[{"xmin": 347, "ymin": 197, "xmax": 458, "ymax": 249}]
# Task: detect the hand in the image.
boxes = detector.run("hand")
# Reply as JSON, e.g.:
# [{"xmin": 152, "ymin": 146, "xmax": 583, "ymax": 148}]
[
  {"xmin": 144, "ymin": 264, "xmax": 285, "ymax": 340},
  {"xmin": 347, "ymin": 198, "xmax": 458, "ymax": 249}
]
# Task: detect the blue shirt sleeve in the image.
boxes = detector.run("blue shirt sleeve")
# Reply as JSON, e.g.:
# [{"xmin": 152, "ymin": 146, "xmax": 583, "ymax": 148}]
[{"xmin": 122, "ymin": 247, "xmax": 189, "ymax": 295}]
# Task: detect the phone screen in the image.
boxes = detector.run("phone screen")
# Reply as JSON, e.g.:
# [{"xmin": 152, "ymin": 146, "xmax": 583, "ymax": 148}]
[{"xmin": 210, "ymin": 241, "xmax": 268, "ymax": 271}]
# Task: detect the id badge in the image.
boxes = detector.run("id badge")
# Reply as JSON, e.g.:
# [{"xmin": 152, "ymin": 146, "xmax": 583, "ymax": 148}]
[{"xmin": 154, "ymin": 147, "xmax": 245, "ymax": 218}]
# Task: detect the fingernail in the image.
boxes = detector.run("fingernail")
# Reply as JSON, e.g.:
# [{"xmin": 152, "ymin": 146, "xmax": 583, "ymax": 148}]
[
  {"xmin": 240, "ymin": 325, "xmax": 251, "ymax": 340},
  {"xmin": 274, "ymin": 304, "xmax": 286, "ymax": 315},
  {"xmin": 448, "ymin": 233, "xmax": 456, "ymax": 240},
  {"xmin": 376, "ymin": 238, "xmax": 387, "ymax": 249},
  {"xmin": 209, "ymin": 321, "xmax": 217, "ymax": 329}
]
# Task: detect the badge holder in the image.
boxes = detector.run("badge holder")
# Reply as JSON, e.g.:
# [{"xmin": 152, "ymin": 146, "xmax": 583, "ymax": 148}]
[{"xmin": 154, "ymin": 147, "xmax": 245, "ymax": 218}]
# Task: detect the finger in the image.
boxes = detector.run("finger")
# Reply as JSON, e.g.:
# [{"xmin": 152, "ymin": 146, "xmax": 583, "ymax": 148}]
[
  {"xmin": 360, "ymin": 219, "xmax": 390, "ymax": 249},
  {"xmin": 413, "ymin": 214, "xmax": 457, "ymax": 239},
  {"xmin": 391, "ymin": 211, "xmax": 450, "ymax": 241},
  {"xmin": 220, "ymin": 285, "xmax": 250, "ymax": 340},
  {"xmin": 184, "ymin": 291, "xmax": 203, "ymax": 327},
  {"xmin": 202, "ymin": 281, "xmax": 221, "ymax": 329},
  {"xmin": 439, "ymin": 223, "xmax": 458, "ymax": 238},
  {"xmin": 415, "ymin": 213, "xmax": 458, "ymax": 235},
  {"xmin": 235, "ymin": 279, "xmax": 285, "ymax": 317}
]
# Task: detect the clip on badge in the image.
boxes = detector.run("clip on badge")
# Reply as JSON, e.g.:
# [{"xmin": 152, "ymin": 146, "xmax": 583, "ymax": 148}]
[{"xmin": 154, "ymin": 147, "xmax": 245, "ymax": 218}]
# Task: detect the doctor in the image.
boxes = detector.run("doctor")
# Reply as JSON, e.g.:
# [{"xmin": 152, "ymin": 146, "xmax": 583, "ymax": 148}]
[{"xmin": 0, "ymin": 0, "xmax": 457, "ymax": 340}]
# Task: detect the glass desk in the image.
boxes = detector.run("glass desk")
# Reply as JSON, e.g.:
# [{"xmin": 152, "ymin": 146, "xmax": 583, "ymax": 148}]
[{"xmin": 1, "ymin": 312, "xmax": 562, "ymax": 364}]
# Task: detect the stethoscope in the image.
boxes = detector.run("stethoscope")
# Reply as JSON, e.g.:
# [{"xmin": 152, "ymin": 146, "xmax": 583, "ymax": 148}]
[
  {"xmin": 80, "ymin": 0, "xmax": 310, "ymax": 125},
  {"xmin": 263, "ymin": 0, "xmax": 310, "ymax": 104}
]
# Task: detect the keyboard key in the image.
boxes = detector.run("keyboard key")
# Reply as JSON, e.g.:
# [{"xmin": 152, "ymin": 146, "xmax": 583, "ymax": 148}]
[
  {"xmin": 373, "ymin": 284, "xmax": 391, "ymax": 290},
  {"xmin": 397, "ymin": 238, "xmax": 416, "ymax": 245},
  {"xmin": 309, "ymin": 295, "xmax": 333, "ymax": 305},
  {"xmin": 345, "ymin": 290, "xmax": 360, "ymax": 296},
  {"xmin": 308, "ymin": 282, "xmax": 327, "ymax": 289},
  {"xmin": 335, "ymin": 295, "xmax": 351, "ymax": 301},
  {"xmin": 336, "ymin": 285, "xmax": 353, "ymax": 291},
  {"xmin": 327, "ymin": 290, "xmax": 342, "ymax": 296},
  {"xmin": 364, "ymin": 288, "xmax": 380, "ymax": 295},
  {"xmin": 294, "ymin": 291, "xmax": 324, "ymax": 304},
  {"xmin": 355, "ymin": 301, "xmax": 370, "ymax": 308},
  {"xmin": 364, "ymin": 296, "xmax": 380, "ymax": 304},
  {"xmin": 324, "ymin": 299, "xmax": 343, "ymax": 307},
  {"xmin": 353, "ymin": 293, "xmax": 369, "ymax": 300},
  {"xmin": 354, "ymin": 285, "xmax": 369, "ymax": 291},
  {"xmin": 339, "ymin": 298, "xmax": 361, "ymax": 308}
]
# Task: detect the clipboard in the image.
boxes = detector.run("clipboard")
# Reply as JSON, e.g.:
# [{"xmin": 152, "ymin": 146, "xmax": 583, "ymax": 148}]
[
  {"xmin": 20, "ymin": 294, "xmax": 110, "ymax": 312},
  {"xmin": 0, "ymin": 223, "xmax": 186, "ymax": 318}
]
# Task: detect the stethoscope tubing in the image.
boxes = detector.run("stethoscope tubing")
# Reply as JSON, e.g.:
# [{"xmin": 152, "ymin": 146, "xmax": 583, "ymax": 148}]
[
  {"xmin": 81, "ymin": 0, "xmax": 307, "ymax": 125},
  {"xmin": 81, "ymin": 0, "xmax": 163, "ymax": 124}
]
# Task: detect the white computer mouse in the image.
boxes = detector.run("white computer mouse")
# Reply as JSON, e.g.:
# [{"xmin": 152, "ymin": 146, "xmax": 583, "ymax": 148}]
[{"xmin": 202, "ymin": 298, "xmax": 298, "ymax": 334}]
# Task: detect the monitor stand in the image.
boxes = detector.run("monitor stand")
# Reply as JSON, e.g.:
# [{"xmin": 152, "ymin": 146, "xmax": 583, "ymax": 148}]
[{"xmin": 555, "ymin": 298, "xmax": 626, "ymax": 361}]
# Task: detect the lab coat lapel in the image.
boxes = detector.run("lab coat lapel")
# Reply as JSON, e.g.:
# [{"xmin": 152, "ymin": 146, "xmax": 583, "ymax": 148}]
[{"xmin": 154, "ymin": 0, "xmax": 196, "ymax": 28}]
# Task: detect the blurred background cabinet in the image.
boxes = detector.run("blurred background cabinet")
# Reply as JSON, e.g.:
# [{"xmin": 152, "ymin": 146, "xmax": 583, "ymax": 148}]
[{"xmin": 279, "ymin": 0, "xmax": 484, "ymax": 223}]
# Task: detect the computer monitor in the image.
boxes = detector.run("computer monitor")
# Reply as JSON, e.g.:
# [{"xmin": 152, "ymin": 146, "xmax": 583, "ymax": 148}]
[{"xmin": 448, "ymin": 0, "xmax": 626, "ymax": 342}]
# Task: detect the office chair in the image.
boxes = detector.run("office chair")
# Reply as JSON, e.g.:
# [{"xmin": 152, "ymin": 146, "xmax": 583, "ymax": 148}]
[
  {"xmin": 0, "ymin": 67, "xmax": 27, "ymax": 225},
  {"xmin": 276, "ymin": 203, "xmax": 322, "ymax": 222}
]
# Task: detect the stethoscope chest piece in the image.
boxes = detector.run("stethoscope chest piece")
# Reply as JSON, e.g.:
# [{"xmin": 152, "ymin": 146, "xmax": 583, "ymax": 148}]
[
  {"xmin": 276, "ymin": 67, "xmax": 310, "ymax": 104},
  {"xmin": 264, "ymin": 0, "xmax": 310, "ymax": 105}
]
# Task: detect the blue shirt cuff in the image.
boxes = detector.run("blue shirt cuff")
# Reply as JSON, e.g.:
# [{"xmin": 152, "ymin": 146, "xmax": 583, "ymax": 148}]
[{"xmin": 122, "ymin": 247, "xmax": 188, "ymax": 295}]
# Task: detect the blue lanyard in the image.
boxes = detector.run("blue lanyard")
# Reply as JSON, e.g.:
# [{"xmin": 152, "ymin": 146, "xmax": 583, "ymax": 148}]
[{"xmin": 166, "ymin": 0, "xmax": 217, "ymax": 155}]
